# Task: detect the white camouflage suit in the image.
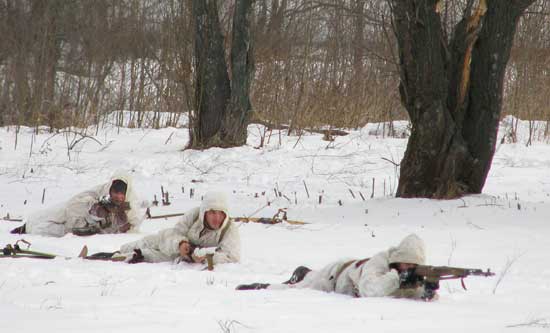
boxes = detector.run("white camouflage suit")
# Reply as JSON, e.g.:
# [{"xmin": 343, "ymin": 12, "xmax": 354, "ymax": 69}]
[
  {"xmin": 270, "ymin": 234, "xmax": 428, "ymax": 299},
  {"xmin": 25, "ymin": 171, "xmax": 144, "ymax": 237},
  {"xmin": 120, "ymin": 191, "xmax": 240, "ymax": 264}
]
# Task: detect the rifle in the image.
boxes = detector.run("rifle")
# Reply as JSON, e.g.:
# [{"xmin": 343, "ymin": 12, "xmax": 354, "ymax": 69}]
[
  {"xmin": 145, "ymin": 208, "xmax": 185, "ymax": 219},
  {"xmin": 1, "ymin": 239, "xmax": 57, "ymax": 259},
  {"xmin": 399, "ymin": 264, "xmax": 495, "ymax": 300},
  {"xmin": 145, "ymin": 207, "xmax": 308, "ymax": 225},
  {"xmin": 414, "ymin": 265, "xmax": 495, "ymax": 288},
  {"xmin": 193, "ymin": 247, "xmax": 217, "ymax": 271}
]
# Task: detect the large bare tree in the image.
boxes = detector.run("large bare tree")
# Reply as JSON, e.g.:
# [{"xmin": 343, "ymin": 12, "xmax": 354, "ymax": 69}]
[
  {"xmin": 189, "ymin": 0, "xmax": 255, "ymax": 148},
  {"xmin": 390, "ymin": 0, "xmax": 536, "ymax": 199}
]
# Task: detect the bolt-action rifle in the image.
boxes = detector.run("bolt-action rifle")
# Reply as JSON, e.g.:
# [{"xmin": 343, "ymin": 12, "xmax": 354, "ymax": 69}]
[
  {"xmin": 1, "ymin": 239, "xmax": 57, "ymax": 259},
  {"xmin": 413, "ymin": 265, "xmax": 495, "ymax": 288},
  {"xmin": 399, "ymin": 264, "xmax": 495, "ymax": 300}
]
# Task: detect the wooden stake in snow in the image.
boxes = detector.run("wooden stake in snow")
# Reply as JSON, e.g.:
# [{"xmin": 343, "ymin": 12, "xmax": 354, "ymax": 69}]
[
  {"xmin": 303, "ymin": 180, "xmax": 310, "ymax": 198},
  {"xmin": 41, "ymin": 188, "xmax": 46, "ymax": 204},
  {"xmin": 163, "ymin": 192, "xmax": 171, "ymax": 206}
]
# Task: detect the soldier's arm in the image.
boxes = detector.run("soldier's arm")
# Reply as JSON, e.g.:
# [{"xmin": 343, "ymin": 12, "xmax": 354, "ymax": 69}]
[
  {"xmin": 173, "ymin": 207, "xmax": 200, "ymax": 235},
  {"xmin": 124, "ymin": 202, "xmax": 145, "ymax": 231},
  {"xmin": 154, "ymin": 208, "xmax": 200, "ymax": 256},
  {"xmin": 356, "ymin": 254, "xmax": 400, "ymax": 297},
  {"xmin": 212, "ymin": 224, "xmax": 240, "ymax": 264}
]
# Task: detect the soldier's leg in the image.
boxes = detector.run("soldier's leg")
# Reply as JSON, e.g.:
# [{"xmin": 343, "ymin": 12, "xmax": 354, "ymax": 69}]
[
  {"xmin": 236, "ymin": 265, "xmax": 312, "ymax": 291},
  {"xmin": 293, "ymin": 260, "xmax": 351, "ymax": 292},
  {"xmin": 138, "ymin": 248, "xmax": 172, "ymax": 263},
  {"xmin": 25, "ymin": 219, "xmax": 66, "ymax": 237},
  {"xmin": 236, "ymin": 282, "xmax": 271, "ymax": 290}
]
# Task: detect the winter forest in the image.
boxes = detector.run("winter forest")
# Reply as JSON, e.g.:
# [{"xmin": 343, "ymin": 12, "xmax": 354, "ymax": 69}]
[{"xmin": 1, "ymin": 1, "xmax": 550, "ymax": 332}]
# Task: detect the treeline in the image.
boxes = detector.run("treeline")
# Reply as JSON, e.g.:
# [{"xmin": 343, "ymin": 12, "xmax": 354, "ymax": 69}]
[{"xmin": 0, "ymin": 0, "xmax": 548, "ymax": 132}]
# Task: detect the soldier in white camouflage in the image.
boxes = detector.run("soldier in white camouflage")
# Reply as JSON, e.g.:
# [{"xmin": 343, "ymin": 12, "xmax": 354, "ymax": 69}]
[
  {"xmin": 237, "ymin": 234, "xmax": 438, "ymax": 301},
  {"xmin": 10, "ymin": 171, "xmax": 144, "ymax": 237},
  {"xmin": 91, "ymin": 191, "xmax": 240, "ymax": 265}
]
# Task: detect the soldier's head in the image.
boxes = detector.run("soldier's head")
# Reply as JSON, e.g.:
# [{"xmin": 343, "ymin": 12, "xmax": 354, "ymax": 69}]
[
  {"xmin": 200, "ymin": 191, "xmax": 229, "ymax": 230},
  {"xmin": 109, "ymin": 179, "xmax": 127, "ymax": 204},
  {"xmin": 205, "ymin": 210, "xmax": 227, "ymax": 230},
  {"xmin": 389, "ymin": 234, "xmax": 426, "ymax": 272},
  {"xmin": 390, "ymin": 262, "xmax": 418, "ymax": 273}
]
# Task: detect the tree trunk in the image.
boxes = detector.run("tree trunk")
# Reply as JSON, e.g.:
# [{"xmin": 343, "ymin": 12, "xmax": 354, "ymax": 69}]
[
  {"xmin": 43, "ymin": 1, "xmax": 61, "ymax": 130},
  {"xmin": 461, "ymin": 1, "xmax": 534, "ymax": 192},
  {"xmin": 189, "ymin": 0, "xmax": 231, "ymax": 148},
  {"xmin": 392, "ymin": 0, "xmax": 535, "ymax": 199},
  {"xmin": 189, "ymin": 0, "xmax": 255, "ymax": 149},
  {"xmin": 222, "ymin": 0, "xmax": 255, "ymax": 145}
]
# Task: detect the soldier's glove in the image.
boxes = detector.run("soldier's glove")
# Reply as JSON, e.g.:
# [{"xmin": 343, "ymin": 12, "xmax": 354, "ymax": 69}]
[
  {"xmin": 99, "ymin": 195, "xmax": 112, "ymax": 206},
  {"xmin": 84, "ymin": 215, "xmax": 107, "ymax": 227},
  {"xmin": 422, "ymin": 281, "xmax": 440, "ymax": 301},
  {"xmin": 87, "ymin": 203, "xmax": 111, "ymax": 229},
  {"xmin": 127, "ymin": 249, "xmax": 144, "ymax": 264},
  {"xmin": 174, "ymin": 243, "xmax": 198, "ymax": 264},
  {"xmin": 399, "ymin": 268, "xmax": 423, "ymax": 288}
]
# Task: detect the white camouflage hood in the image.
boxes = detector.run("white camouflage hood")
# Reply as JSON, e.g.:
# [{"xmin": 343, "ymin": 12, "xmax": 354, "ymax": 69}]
[
  {"xmin": 98, "ymin": 170, "xmax": 137, "ymax": 203},
  {"xmin": 199, "ymin": 191, "xmax": 229, "ymax": 227},
  {"xmin": 388, "ymin": 234, "xmax": 426, "ymax": 265}
]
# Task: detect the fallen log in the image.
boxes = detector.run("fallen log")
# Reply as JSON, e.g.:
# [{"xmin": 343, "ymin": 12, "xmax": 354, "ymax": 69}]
[{"xmin": 1, "ymin": 214, "xmax": 23, "ymax": 222}]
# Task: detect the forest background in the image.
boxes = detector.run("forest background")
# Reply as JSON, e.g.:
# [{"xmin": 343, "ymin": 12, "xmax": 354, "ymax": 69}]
[{"xmin": 1, "ymin": 0, "xmax": 548, "ymax": 139}]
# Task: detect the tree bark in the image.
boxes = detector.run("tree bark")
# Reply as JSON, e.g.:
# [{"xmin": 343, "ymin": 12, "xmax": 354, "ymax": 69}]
[
  {"xmin": 222, "ymin": 0, "xmax": 255, "ymax": 145},
  {"xmin": 189, "ymin": 0, "xmax": 231, "ymax": 148},
  {"xmin": 43, "ymin": 1, "xmax": 61, "ymax": 130},
  {"xmin": 461, "ymin": 1, "xmax": 535, "ymax": 192},
  {"xmin": 392, "ymin": 0, "xmax": 535, "ymax": 199},
  {"xmin": 189, "ymin": 0, "xmax": 255, "ymax": 149}
]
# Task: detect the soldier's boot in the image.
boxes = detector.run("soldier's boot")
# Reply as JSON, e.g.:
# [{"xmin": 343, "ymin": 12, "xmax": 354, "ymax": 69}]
[
  {"xmin": 235, "ymin": 283, "xmax": 270, "ymax": 290},
  {"xmin": 283, "ymin": 266, "xmax": 312, "ymax": 285},
  {"xmin": 10, "ymin": 224, "xmax": 26, "ymax": 234},
  {"xmin": 87, "ymin": 252, "xmax": 118, "ymax": 260}
]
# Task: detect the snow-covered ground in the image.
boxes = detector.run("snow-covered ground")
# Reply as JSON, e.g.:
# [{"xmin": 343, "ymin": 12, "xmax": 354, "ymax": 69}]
[{"xmin": 1, "ymin": 117, "xmax": 549, "ymax": 332}]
